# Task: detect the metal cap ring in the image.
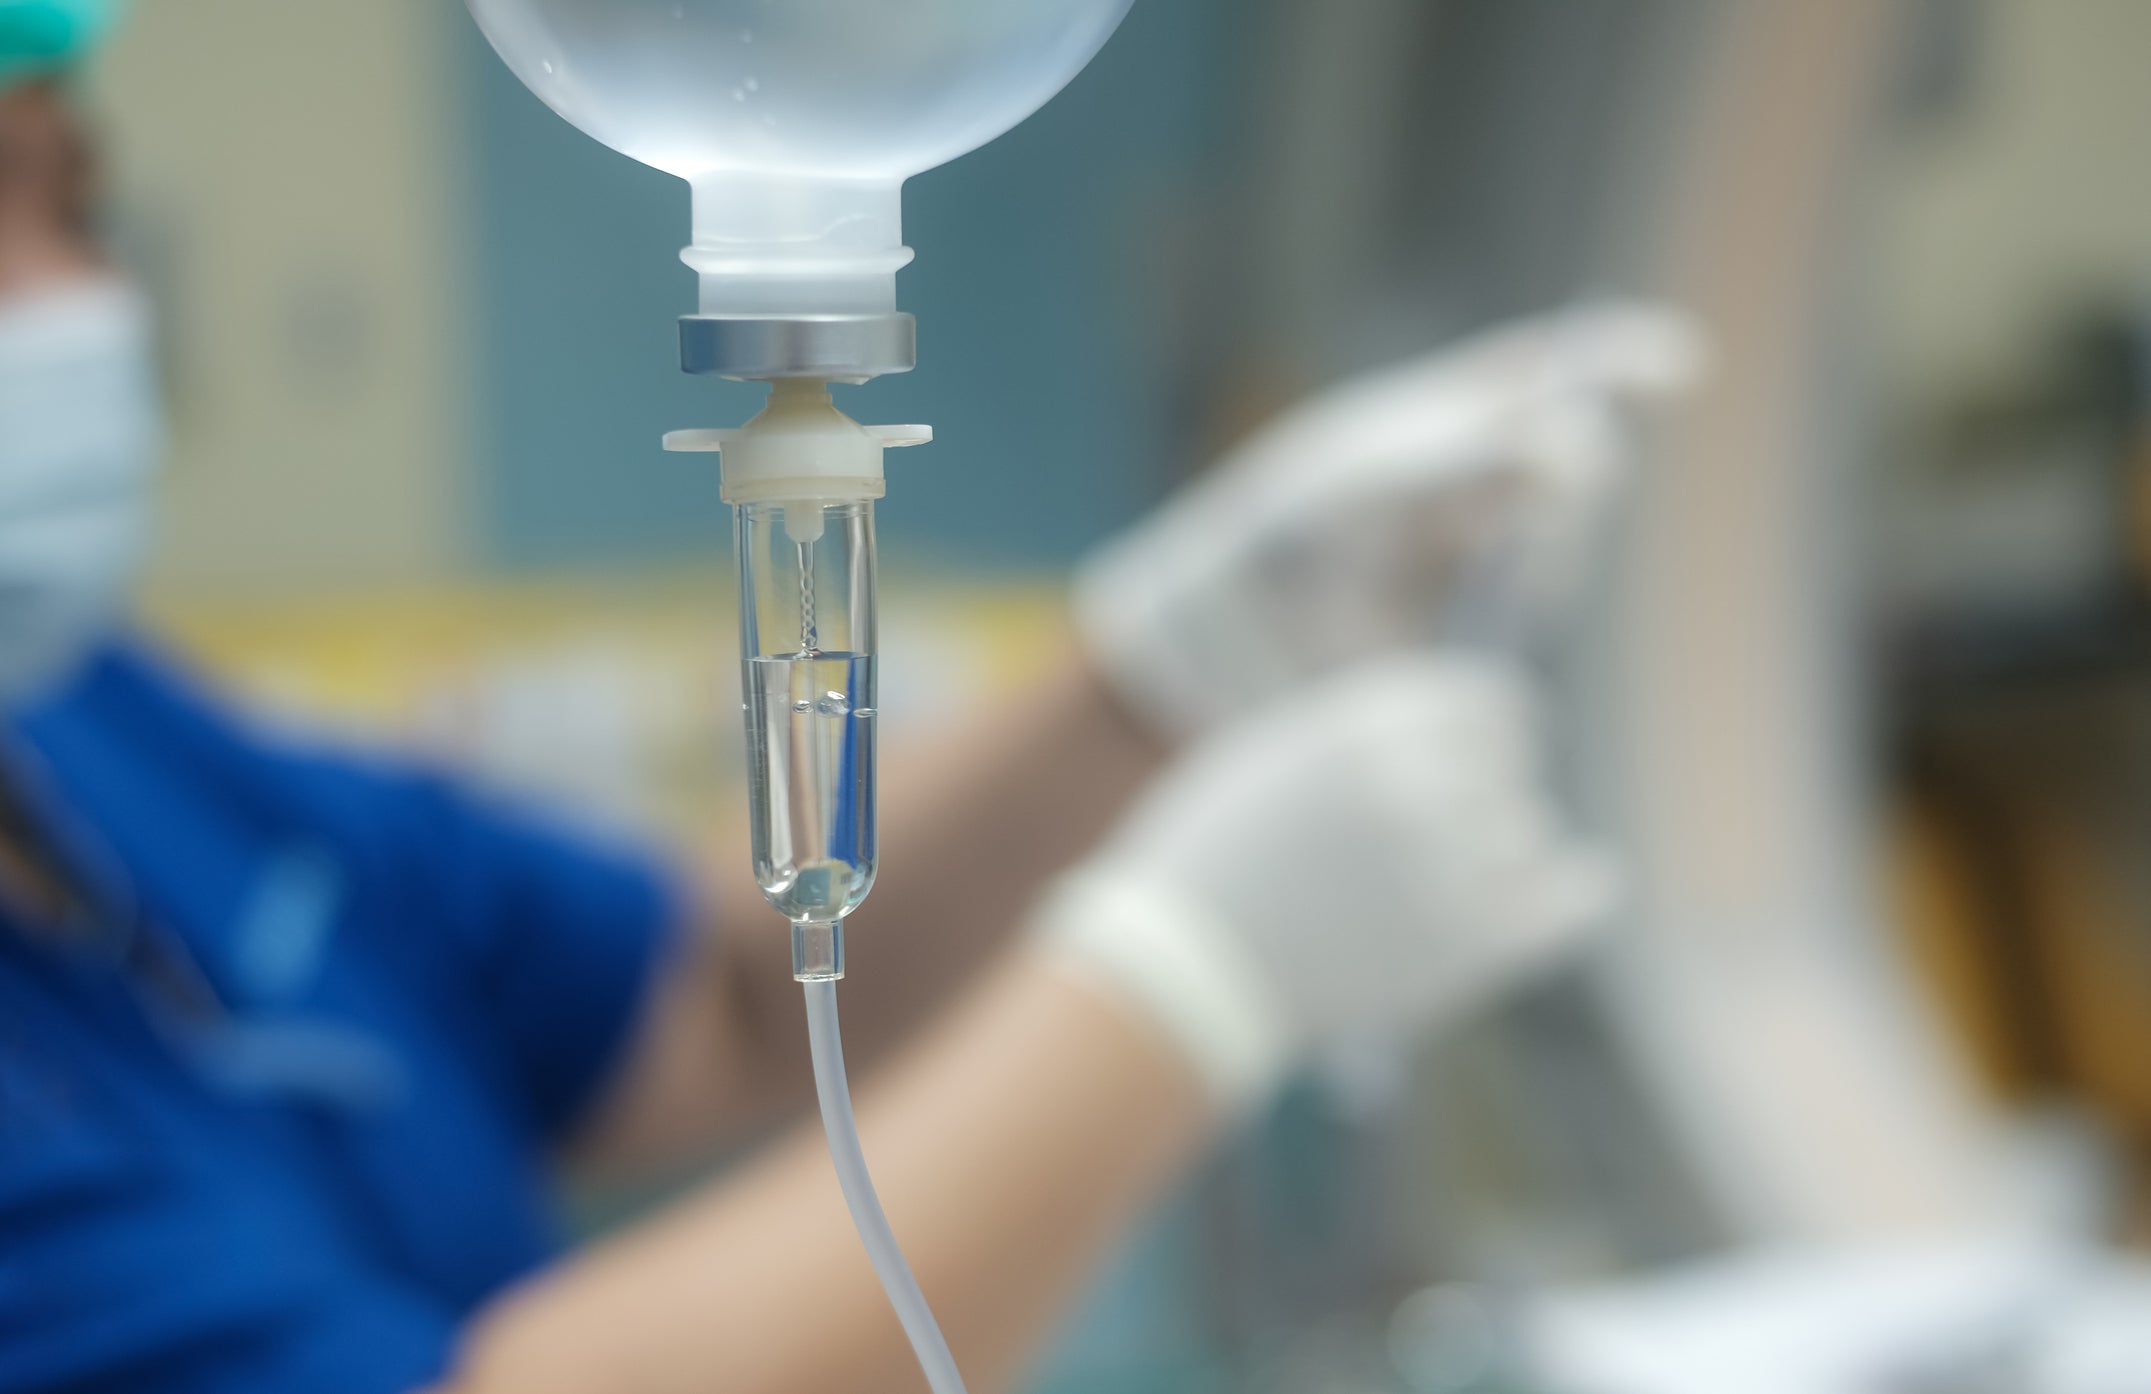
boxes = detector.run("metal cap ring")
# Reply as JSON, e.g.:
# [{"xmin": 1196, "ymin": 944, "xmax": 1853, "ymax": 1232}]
[{"xmin": 679, "ymin": 314, "xmax": 917, "ymax": 380}]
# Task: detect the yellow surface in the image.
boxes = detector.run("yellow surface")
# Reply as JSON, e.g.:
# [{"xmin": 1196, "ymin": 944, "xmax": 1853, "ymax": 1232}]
[
  {"xmin": 144, "ymin": 570, "xmax": 1067, "ymax": 845},
  {"xmin": 151, "ymin": 570, "xmax": 721, "ymax": 733},
  {"xmin": 1887, "ymin": 797, "xmax": 2028, "ymax": 1099}
]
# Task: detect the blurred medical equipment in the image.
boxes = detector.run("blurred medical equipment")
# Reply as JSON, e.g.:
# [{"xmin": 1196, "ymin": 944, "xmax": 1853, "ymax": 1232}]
[
  {"xmin": 0, "ymin": 279, "xmax": 160, "ymax": 701},
  {"xmin": 1525, "ymin": 1236, "xmax": 2151, "ymax": 1394},
  {"xmin": 463, "ymin": 3, "xmax": 1134, "ymax": 1389},
  {"xmin": 1075, "ymin": 303, "xmax": 1701, "ymax": 739},
  {"xmin": 1036, "ymin": 653, "xmax": 1617, "ymax": 1116}
]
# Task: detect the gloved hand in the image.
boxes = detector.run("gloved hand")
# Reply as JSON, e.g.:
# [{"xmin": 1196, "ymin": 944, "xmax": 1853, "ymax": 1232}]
[
  {"xmin": 1032, "ymin": 651, "xmax": 1615, "ymax": 1114},
  {"xmin": 1075, "ymin": 301, "xmax": 1701, "ymax": 739}
]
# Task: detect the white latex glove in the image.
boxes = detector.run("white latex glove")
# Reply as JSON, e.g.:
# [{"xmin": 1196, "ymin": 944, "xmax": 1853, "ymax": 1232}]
[
  {"xmin": 1075, "ymin": 301, "xmax": 1702, "ymax": 738},
  {"xmin": 1032, "ymin": 651, "xmax": 1616, "ymax": 1114}
]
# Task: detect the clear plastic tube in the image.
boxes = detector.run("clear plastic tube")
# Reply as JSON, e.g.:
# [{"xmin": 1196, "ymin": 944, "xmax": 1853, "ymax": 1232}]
[
  {"xmin": 725, "ymin": 416, "xmax": 960, "ymax": 1388},
  {"xmin": 803, "ymin": 975, "xmax": 969, "ymax": 1394}
]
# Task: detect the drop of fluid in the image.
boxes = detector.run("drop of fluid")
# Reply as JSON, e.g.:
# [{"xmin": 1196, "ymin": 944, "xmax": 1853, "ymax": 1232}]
[{"xmin": 816, "ymin": 691, "xmax": 850, "ymax": 718}]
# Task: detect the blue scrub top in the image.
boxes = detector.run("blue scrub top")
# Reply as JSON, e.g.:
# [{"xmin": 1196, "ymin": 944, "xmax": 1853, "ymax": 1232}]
[{"xmin": 0, "ymin": 641, "xmax": 679, "ymax": 1393}]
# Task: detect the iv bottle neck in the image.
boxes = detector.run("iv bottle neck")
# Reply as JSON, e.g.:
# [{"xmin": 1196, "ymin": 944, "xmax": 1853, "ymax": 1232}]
[{"xmin": 684, "ymin": 172, "xmax": 914, "ymax": 318}]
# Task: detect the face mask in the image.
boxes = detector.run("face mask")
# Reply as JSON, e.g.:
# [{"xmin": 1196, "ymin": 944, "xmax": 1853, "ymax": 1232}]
[{"xmin": 0, "ymin": 279, "xmax": 162, "ymax": 705}]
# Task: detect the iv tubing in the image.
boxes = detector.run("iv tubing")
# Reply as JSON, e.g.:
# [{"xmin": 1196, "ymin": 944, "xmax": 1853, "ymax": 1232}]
[{"xmin": 802, "ymin": 977, "xmax": 970, "ymax": 1394}]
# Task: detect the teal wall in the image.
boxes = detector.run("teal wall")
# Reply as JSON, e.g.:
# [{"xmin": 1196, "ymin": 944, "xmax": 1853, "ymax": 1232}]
[{"xmin": 461, "ymin": 0, "xmax": 1252, "ymax": 574}]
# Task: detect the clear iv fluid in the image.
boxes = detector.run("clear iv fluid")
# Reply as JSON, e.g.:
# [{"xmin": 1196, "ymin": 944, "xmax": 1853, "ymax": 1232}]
[
  {"xmin": 733, "ymin": 500, "xmax": 877, "ymax": 925},
  {"xmin": 746, "ymin": 650, "xmax": 878, "ymax": 923},
  {"xmin": 465, "ymin": 0, "xmax": 1134, "ymax": 182}
]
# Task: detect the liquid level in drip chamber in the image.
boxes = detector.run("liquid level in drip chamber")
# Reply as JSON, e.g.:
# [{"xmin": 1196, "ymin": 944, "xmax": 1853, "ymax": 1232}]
[{"xmin": 744, "ymin": 651, "xmax": 878, "ymax": 922}]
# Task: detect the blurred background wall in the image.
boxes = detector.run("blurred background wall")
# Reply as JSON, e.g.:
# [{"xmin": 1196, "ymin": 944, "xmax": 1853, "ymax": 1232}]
[
  {"xmin": 1877, "ymin": 0, "xmax": 2151, "ymax": 411},
  {"xmin": 95, "ymin": 0, "xmax": 470, "ymax": 596}
]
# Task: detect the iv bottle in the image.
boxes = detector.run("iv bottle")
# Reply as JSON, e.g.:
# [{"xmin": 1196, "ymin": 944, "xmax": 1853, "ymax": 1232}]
[{"xmin": 465, "ymin": 0, "xmax": 1135, "ymax": 371}]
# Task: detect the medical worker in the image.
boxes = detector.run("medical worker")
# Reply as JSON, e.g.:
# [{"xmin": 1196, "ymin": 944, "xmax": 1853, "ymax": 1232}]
[{"xmin": 0, "ymin": 6, "xmax": 1689, "ymax": 1391}]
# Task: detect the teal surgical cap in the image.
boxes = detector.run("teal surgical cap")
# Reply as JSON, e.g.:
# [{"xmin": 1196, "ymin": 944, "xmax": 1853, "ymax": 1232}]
[{"xmin": 0, "ymin": 0, "xmax": 122, "ymax": 92}]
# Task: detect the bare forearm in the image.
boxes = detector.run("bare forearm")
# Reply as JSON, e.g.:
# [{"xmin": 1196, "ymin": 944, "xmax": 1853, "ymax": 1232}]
[
  {"xmin": 450, "ymin": 949, "xmax": 1211, "ymax": 1394},
  {"xmin": 848, "ymin": 647, "xmax": 1161, "ymax": 1023}
]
